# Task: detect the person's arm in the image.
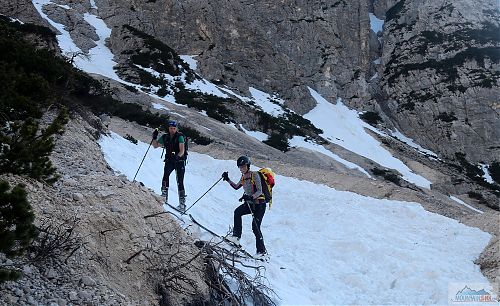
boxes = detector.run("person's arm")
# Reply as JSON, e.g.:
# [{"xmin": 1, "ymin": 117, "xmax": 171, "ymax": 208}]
[
  {"xmin": 177, "ymin": 142, "xmax": 185, "ymax": 158},
  {"xmin": 152, "ymin": 132, "xmax": 164, "ymax": 149},
  {"xmin": 222, "ymin": 172, "xmax": 242, "ymax": 190},
  {"xmin": 230, "ymin": 179, "xmax": 242, "ymax": 190}
]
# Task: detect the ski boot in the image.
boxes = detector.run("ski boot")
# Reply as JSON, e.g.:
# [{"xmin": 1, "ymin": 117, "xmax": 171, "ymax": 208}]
[
  {"xmin": 161, "ymin": 187, "xmax": 168, "ymax": 204},
  {"xmin": 177, "ymin": 190, "xmax": 186, "ymax": 213}
]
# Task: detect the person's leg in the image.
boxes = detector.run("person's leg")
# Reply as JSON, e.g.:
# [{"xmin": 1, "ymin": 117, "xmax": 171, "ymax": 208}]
[
  {"xmin": 162, "ymin": 162, "xmax": 175, "ymax": 202},
  {"xmin": 175, "ymin": 160, "xmax": 186, "ymax": 210},
  {"xmin": 251, "ymin": 203, "xmax": 267, "ymax": 254},
  {"xmin": 233, "ymin": 203, "xmax": 251, "ymax": 238}
]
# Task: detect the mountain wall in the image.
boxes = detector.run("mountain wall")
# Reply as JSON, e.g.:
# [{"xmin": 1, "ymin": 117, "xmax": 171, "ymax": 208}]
[
  {"xmin": 2, "ymin": 0, "xmax": 497, "ymax": 165},
  {"xmin": 96, "ymin": 0, "xmax": 500, "ymax": 165},
  {"xmin": 96, "ymin": 0, "xmax": 373, "ymax": 113},
  {"xmin": 377, "ymin": 0, "xmax": 500, "ymax": 164}
]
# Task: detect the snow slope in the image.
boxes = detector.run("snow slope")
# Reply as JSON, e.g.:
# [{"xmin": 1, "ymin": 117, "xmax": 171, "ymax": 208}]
[
  {"xmin": 99, "ymin": 132, "xmax": 492, "ymax": 305},
  {"xmin": 306, "ymin": 88, "xmax": 432, "ymax": 189}
]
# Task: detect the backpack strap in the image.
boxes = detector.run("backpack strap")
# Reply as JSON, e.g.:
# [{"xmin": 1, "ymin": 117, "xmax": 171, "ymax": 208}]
[{"xmin": 251, "ymin": 172, "xmax": 266, "ymax": 201}]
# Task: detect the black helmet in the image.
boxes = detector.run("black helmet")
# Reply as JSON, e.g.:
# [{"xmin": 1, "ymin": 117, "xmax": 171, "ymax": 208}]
[{"xmin": 237, "ymin": 156, "xmax": 251, "ymax": 167}]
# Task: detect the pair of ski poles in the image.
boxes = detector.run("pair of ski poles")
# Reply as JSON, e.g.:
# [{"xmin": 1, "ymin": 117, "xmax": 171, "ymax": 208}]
[{"xmin": 133, "ymin": 137, "xmax": 264, "ymax": 245}]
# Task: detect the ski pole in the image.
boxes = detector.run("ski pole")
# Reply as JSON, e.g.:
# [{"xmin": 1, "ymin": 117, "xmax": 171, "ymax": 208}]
[
  {"xmin": 183, "ymin": 177, "xmax": 223, "ymax": 215},
  {"xmin": 133, "ymin": 139, "xmax": 153, "ymax": 181}
]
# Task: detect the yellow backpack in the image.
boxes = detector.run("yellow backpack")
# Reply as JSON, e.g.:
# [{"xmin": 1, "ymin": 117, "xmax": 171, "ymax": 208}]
[{"xmin": 253, "ymin": 168, "xmax": 276, "ymax": 208}]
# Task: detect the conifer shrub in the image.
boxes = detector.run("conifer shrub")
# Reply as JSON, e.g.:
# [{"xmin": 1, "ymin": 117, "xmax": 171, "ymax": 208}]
[
  {"xmin": 0, "ymin": 110, "xmax": 68, "ymax": 183},
  {"xmin": 0, "ymin": 181, "xmax": 38, "ymax": 283},
  {"xmin": 123, "ymin": 25, "xmax": 196, "ymax": 83},
  {"xmin": 436, "ymin": 112, "xmax": 458, "ymax": 122},
  {"xmin": 125, "ymin": 134, "xmax": 138, "ymax": 144},
  {"xmin": 359, "ymin": 111, "xmax": 382, "ymax": 125},
  {"xmin": 490, "ymin": 161, "xmax": 500, "ymax": 185},
  {"xmin": 0, "ymin": 19, "xmax": 70, "ymax": 183},
  {"xmin": 467, "ymin": 191, "xmax": 486, "ymax": 203},
  {"xmin": 371, "ymin": 168, "xmax": 402, "ymax": 186},
  {"xmin": 263, "ymin": 133, "xmax": 290, "ymax": 152},
  {"xmin": 454, "ymin": 153, "xmax": 500, "ymax": 194},
  {"xmin": 174, "ymin": 86, "xmax": 235, "ymax": 123}
]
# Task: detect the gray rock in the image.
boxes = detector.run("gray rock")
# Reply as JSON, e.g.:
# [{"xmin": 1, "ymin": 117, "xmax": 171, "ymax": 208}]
[
  {"xmin": 78, "ymin": 290, "xmax": 92, "ymax": 301},
  {"xmin": 379, "ymin": 0, "xmax": 500, "ymax": 165},
  {"xmin": 57, "ymin": 298, "xmax": 68, "ymax": 306},
  {"xmin": 80, "ymin": 275, "xmax": 97, "ymax": 287},
  {"xmin": 72, "ymin": 193, "xmax": 84, "ymax": 201},
  {"xmin": 96, "ymin": 190, "xmax": 115, "ymax": 198},
  {"xmin": 42, "ymin": 3, "xmax": 98, "ymax": 53},
  {"xmin": 46, "ymin": 268, "xmax": 58, "ymax": 279},
  {"xmin": 110, "ymin": 206, "xmax": 122, "ymax": 213},
  {"xmin": 2, "ymin": 293, "xmax": 18, "ymax": 304},
  {"xmin": 22, "ymin": 265, "xmax": 34, "ymax": 275},
  {"xmin": 68, "ymin": 291, "xmax": 78, "ymax": 301},
  {"xmin": 26, "ymin": 295, "xmax": 36, "ymax": 305},
  {"xmin": 13, "ymin": 287, "xmax": 24, "ymax": 297},
  {"xmin": 64, "ymin": 178, "xmax": 78, "ymax": 186}
]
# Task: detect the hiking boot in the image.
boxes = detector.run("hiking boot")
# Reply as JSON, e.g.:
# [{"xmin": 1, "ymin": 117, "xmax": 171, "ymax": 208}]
[
  {"xmin": 176, "ymin": 203, "xmax": 186, "ymax": 213},
  {"xmin": 255, "ymin": 251, "xmax": 268, "ymax": 259},
  {"xmin": 177, "ymin": 190, "xmax": 186, "ymax": 212},
  {"xmin": 161, "ymin": 188, "xmax": 168, "ymax": 201},
  {"xmin": 226, "ymin": 235, "xmax": 241, "ymax": 246}
]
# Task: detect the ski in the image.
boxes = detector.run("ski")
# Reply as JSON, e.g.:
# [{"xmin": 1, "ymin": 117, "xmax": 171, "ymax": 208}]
[{"xmin": 189, "ymin": 214, "xmax": 267, "ymax": 262}]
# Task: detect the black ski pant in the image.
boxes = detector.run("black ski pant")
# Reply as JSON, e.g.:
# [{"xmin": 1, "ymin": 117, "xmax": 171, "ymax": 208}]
[
  {"xmin": 162, "ymin": 159, "xmax": 185, "ymax": 192},
  {"xmin": 233, "ymin": 201, "xmax": 266, "ymax": 254}
]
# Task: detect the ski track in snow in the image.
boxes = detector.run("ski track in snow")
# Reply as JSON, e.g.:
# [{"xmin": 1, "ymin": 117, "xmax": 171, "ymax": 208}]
[{"xmin": 99, "ymin": 132, "xmax": 492, "ymax": 305}]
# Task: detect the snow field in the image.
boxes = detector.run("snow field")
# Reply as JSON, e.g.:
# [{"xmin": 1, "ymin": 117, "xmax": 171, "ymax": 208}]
[{"xmin": 99, "ymin": 132, "xmax": 492, "ymax": 305}]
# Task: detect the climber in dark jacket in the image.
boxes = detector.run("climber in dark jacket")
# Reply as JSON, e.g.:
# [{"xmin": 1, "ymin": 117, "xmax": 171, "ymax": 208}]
[{"xmin": 152, "ymin": 120, "xmax": 186, "ymax": 212}]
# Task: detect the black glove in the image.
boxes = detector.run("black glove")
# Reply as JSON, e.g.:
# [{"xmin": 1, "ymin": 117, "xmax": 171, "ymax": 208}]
[
  {"xmin": 152, "ymin": 128, "xmax": 159, "ymax": 140},
  {"xmin": 239, "ymin": 194, "xmax": 254, "ymax": 202},
  {"xmin": 222, "ymin": 172, "xmax": 229, "ymax": 181}
]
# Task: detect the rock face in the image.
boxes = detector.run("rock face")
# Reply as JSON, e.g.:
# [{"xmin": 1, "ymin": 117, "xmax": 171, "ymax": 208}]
[
  {"xmin": 378, "ymin": 0, "xmax": 500, "ymax": 164},
  {"xmin": 2, "ymin": 0, "xmax": 497, "ymax": 166},
  {"xmin": 98, "ymin": 0, "xmax": 374, "ymax": 113},
  {"xmin": 82, "ymin": 0, "xmax": 500, "ymax": 166}
]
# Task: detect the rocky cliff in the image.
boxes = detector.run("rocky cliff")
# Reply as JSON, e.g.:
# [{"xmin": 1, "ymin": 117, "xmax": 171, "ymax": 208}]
[
  {"xmin": 2, "ymin": 0, "xmax": 497, "ymax": 167},
  {"xmin": 377, "ymin": 0, "xmax": 500, "ymax": 165},
  {"xmin": 94, "ymin": 0, "xmax": 373, "ymax": 113}
]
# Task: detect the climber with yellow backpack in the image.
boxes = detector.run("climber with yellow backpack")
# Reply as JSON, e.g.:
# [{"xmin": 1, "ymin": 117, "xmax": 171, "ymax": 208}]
[{"xmin": 221, "ymin": 156, "xmax": 275, "ymax": 258}]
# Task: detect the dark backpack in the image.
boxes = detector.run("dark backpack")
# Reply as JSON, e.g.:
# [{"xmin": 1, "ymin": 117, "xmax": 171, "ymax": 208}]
[{"xmin": 162, "ymin": 132, "xmax": 188, "ymax": 160}]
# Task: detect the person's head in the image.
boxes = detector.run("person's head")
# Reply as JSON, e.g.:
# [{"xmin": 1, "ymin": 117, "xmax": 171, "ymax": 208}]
[
  {"xmin": 168, "ymin": 120, "xmax": 177, "ymax": 135},
  {"xmin": 236, "ymin": 156, "xmax": 251, "ymax": 174}
]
